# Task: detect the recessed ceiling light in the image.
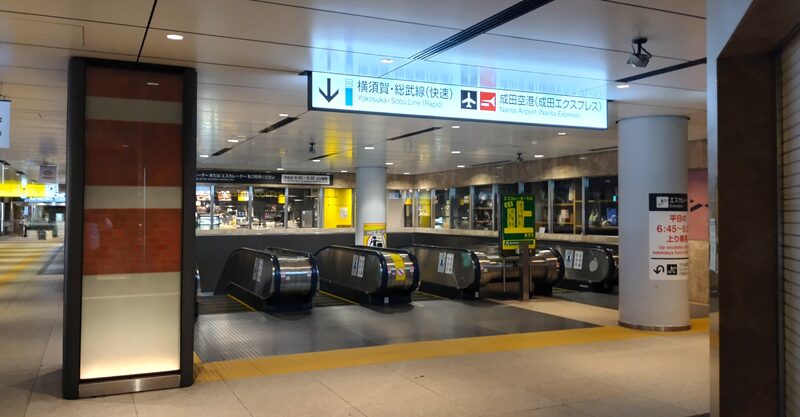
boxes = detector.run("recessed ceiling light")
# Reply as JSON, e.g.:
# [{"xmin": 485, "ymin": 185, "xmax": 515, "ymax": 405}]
[
  {"xmin": 227, "ymin": 139, "xmax": 239, "ymax": 143},
  {"xmin": 380, "ymin": 58, "xmax": 395, "ymax": 64},
  {"xmin": 166, "ymin": 34, "xmax": 184, "ymax": 40},
  {"xmin": 457, "ymin": 165, "xmax": 466, "ymax": 168},
  {"xmin": 146, "ymin": 81, "xmax": 160, "ymax": 86},
  {"xmin": 236, "ymin": 135, "xmax": 247, "ymax": 139},
  {"xmin": 340, "ymin": 170, "xmax": 348, "ymax": 173},
  {"xmin": 557, "ymin": 132, "xmax": 567, "ymax": 136},
  {"xmin": 450, "ymin": 150, "xmax": 461, "ymax": 154},
  {"xmin": 312, "ymin": 159, "xmax": 321, "ymax": 162},
  {"xmin": 199, "ymin": 154, "xmax": 209, "ymax": 158},
  {"xmin": 616, "ymin": 84, "xmax": 630, "ymax": 89},
  {"xmin": 385, "ymin": 162, "xmax": 394, "ymax": 166},
  {"xmin": 364, "ymin": 146, "xmax": 375, "ymax": 150},
  {"xmin": 277, "ymin": 167, "xmax": 285, "ymax": 171},
  {"xmin": 451, "ymin": 125, "xmax": 460, "ymax": 129},
  {"xmin": 278, "ymin": 113, "xmax": 289, "ymax": 117},
  {"xmin": 534, "ymin": 154, "xmax": 544, "ymax": 158},
  {"xmin": 579, "ymin": 156, "xmax": 588, "ymax": 160},
  {"xmin": 403, "ymin": 172, "xmax": 410, "ymax": 175}
]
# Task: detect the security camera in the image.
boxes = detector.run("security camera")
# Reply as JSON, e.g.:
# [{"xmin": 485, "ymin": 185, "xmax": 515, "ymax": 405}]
[
  {"xmin": 308, "ymin": 142, "xmax": 316, "ymax": 154},
  {"xmin": 627, "ymin": 37, "xmax": 652, "ymax": 68}
]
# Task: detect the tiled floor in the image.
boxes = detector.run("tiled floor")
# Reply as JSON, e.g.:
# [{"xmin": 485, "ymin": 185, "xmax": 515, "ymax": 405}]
[{"xmin": 0, "ymin": 238, "xmax": 710, "ymax": 417}]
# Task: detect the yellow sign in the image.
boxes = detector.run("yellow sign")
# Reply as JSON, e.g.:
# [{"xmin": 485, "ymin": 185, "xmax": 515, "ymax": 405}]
[
  {"xmin": 389, "ymin": 253, "xmax": 406, "ymax": 281},
  {"xmin": 0, "ymin": 182, "xmax": 47, "ymax": 198},
  {"xmin": 362, "ymin": 222, "xmax": 386, "ymax": 247},
  {"xmin": 500, "ymin": 194, "xmax": 536, "ymax": 250}
]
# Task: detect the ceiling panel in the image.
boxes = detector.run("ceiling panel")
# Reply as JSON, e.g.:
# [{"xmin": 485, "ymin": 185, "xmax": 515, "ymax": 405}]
[
  {"xmin": 616, "ymin": 0, "xmax": 706, "ymax": 18},
  {"xmin": 272, "ymin": 0, "xmax": 520, "ymax": 29},
  {"xmin": 0, "ymin": 0, "xmax": 153, "ymax": 26},
  {"xmin": 487, "ymin": 0, "xmax": 705, "ymax": 61},
  {"xmin": 151, "ymin": 0, "xmax": 459, "ymax": 58}
]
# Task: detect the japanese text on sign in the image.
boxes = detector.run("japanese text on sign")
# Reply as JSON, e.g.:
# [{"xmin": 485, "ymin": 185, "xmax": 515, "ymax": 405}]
[
  {"xmin": 499, "ymin": 194, "xmax": 536, "ymax": 251},
  {"xmin": 308, "ymin": 72, "xmax": 607, "ymax": 129},
  {"xmin": 648, "ymin": 193, "xmax": 689, "ymax": 281}
]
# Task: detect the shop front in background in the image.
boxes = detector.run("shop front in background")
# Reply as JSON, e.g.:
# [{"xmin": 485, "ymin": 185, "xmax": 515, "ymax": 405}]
[{"xmin": 195, "ymin": 170, "xmax": 346, "ymax": 230}]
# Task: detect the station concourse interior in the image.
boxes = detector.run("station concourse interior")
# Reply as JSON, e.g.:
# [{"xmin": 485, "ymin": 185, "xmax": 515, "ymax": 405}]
[{"xmin": 0, "ymin": 1, "xmax": 797, "ymax": 416}]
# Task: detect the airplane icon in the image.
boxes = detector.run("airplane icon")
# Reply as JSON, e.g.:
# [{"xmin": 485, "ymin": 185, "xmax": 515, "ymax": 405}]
[
  {"xmin": 460, "ymin": 90, "xmax": 477, "ymax": 109},
  {"xmin": 481, "ymin": 95, "xmax": 495, "ymax": 108}
]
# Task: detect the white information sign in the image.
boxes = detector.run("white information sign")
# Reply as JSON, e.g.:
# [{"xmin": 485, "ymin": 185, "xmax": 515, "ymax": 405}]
[
  {"xmin": 437, "ymin": 252, "xmax": 447, "ymax": 273},
  {"xmin": 281, "ymin": 174, "xmax": 331, "ymax": 185},
  {"xmin": 356, "ymin": 255, "xmax": 366, "ymax": 278},
  {"xmin": 308, "ymin": 72, "xmax": 608, "ymax": 129},
  {"xmin": 648, "ymin": 193, "xmax": 689, "ymax": 281},
  {"xmin": 563, "ymin": 249, "xmax": 574, "ymax": 269},
  {"xmin": 573, "ymin": 251, "xmax": 584, "ymax": 270},
  {"xmin": 445, "ymin": 253, "xmax": 455, "ymax": 274},
  {"xmin": 0, "ymin": 100, "xmax": 9, "ymax": 148},
  {"xmin": 351, "ymin": 254, "xmax": 359, "ymax": 277}
]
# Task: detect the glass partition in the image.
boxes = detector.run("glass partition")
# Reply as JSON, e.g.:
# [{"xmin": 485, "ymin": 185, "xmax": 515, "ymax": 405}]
[
  {"xmin": 524, "ymin": 181, "xmax": 550, "ymax": 234},
  {"xmin": 287, "ymin": 188, "xmax": 319, "ymax": 228},
  {"xmin": 214, "ymin": 186, "xmax": 250, "ymax": 229},
  {"xmin": 586, "ymin": 176, "xmax": 618, "ymax": 235},
  {"xmin": 417, "ymin": 189, "xmax": 432, "ymax": 228},
  {"xmin": 472, "ymin": 185, "xmax": 494, "ymax": 230},
  {"xmin": 386, "ymin": 190, "xmax": 412, "ymax": 229},
  {"xmin": 552, "ymin": 179, "xmax": 582, "ymax": 234},
  {"xmin": 252, "ymin": 187, "xmax": 285, "ymax": 229},
  {"xmin": 195, "ymin": 185, "xmax": 216, "ymax": 230},
  {"xmin": 433, "ymin": 189, "xmax": 449, "ymax": 229},
  {"xmin": 453, "ymin": 187, "xmax": 471, "ymax": 230}
]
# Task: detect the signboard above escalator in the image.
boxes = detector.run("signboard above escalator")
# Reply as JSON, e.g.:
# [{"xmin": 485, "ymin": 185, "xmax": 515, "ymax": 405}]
[
  {"xmin": 196, "ymin": 170, "xmax": 331, "ymax": 186},
  {"xmin": 307, "ymin": 71, "xmax": 608, "ymax": 129}
]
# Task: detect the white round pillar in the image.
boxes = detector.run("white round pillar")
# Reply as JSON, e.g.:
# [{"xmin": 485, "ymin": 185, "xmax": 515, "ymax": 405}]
[
  {"xmin": 355, "ymin": 166, "xmax": 387, "ymax": 247},
  {"xmin": 618, "ymin": 116, "xmax": 690, "ymax": 331}
]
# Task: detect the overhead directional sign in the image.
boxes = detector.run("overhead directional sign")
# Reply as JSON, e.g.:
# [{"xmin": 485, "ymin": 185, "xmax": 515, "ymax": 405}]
[{"xmin": 307, "ymin": 71, "xmax": 607, "ymax": 129}]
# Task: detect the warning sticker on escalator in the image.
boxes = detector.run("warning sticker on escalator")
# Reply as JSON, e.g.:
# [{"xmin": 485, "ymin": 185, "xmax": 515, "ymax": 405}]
[
  {"xmin": 351, "ymin": 254, "xmax": 366, "ymax": 278},
  {"xmin": 437, "ymin": 253, "xmax": 447, "ymax": 273},
  {"xmin": 445, "ymin": 253, "xmax": 454, "ymax": 274},
  {"xmin": 389, "ymin": 253, "xmax": 406, "ymax": 281}
]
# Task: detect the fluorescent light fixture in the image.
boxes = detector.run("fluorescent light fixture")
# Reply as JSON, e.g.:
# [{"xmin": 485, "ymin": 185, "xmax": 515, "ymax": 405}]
[
  {"xmin": 227, "ymin": 139, "xmax": 239, "ymax": 143},
  {"xmin": 403, "ymin": 172, "xmax": 410, "ymax": 175},
  {"xmin": 340, "ymin": 170, "xmax": 348, "ymax": 173},
  {"xmin": 146, "ymin": 82, "xmax": 160, "ymax": 86},
  {"xmin": 166, "ymin": 34, "xmax": 184, "ymax": 40},
  {"xmin": 380, "ymin": 58, "xmax": 395, "ymax": 64},
  {"xmin": 312, "ymin": 159, "xmax": 321, "ymax": 162},
  {"xmin": 616, "ymin": 84, "xmax": 630, "ymax": 89},
  {"xmin": 557, "ymin": 132, "xmax": 567, "ymax": 136},
  {"xmin": 278, "ymin": 113, "xmax": 289, "ymax": 117},
  {"xmin": 450, "ymin": 150, "xmax": 461, "ymax": 154},
  {"xmin": 579, "ymin": 156, "xmax": 588, "ymax": 160},
  {"xmin": 457, "ymin": 165, "xmax": 466, "ymax": 168},
  {"xmin": 534, "ymin": 154, "xmax": 544, "ymax": 158},
  {"xmin": 385, "ymin": 162, "xmax": 394, "ymax": 166},
  {"xmin": 364, "ymin": 146, "xmax": 375, "ymax": 150},
  {"xmin": 277, "ymin": 167, "xmax": 285, "ymax": 171},
  {"xmin": 451, "ymin": 125, "xmax": 461, "ymax": 129},
  {"xmin": 199, "ymin": 154, "xmax": 209, "ymax": 158}
]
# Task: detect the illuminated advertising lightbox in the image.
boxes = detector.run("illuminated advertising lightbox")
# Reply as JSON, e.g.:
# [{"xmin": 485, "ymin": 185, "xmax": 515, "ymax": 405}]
[{"xmin": 308, "ymin": 71, "xmax": 607, "ymax": 129}]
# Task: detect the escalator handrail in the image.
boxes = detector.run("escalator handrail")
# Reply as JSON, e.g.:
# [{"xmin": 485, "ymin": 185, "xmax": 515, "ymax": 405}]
[
  {"xmin": 354, "ymin": 246, "xmax": 421, "ymax": 295},
  {"xmin": 538, "ymin": 241, "xmax": 617, "ymax": 283},
  {"xmin": 222, "ymin": 247, "xmax": 280, "ymax": 299},
  {"xmin": 264, "ymin": 247, "xmax": 318, "ymax": 301},
  {"xmin": 314, "ymin": 245, "xmax": 390, "ymax": 292},
  {"xmin": 399, "ymin": 243, "xmax": 481, "ymax": 291}
]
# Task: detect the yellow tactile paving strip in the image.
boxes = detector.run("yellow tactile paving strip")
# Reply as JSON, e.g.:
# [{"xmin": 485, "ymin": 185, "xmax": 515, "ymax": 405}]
[
  {"xmin": 0, "ymin": 240, "xmax": 61, "ymax": 288},
  {"xmin": 194, "ymin": 317, "xmax": 709, "ymax": 384}
]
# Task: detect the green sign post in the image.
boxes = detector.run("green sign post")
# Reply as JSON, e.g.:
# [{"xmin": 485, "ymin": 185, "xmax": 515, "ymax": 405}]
[{"xmin": 499, "ymin": 194, "xmax": 536, "ymax": 250}]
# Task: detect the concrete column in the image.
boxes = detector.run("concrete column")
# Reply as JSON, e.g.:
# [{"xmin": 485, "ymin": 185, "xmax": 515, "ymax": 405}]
[
  {"xmin": 618, "ymin": 116, "xmax": 690, "ymax": 331},
  {"xmin": 355, "ymin": 166, "xmax": 387, "ymax": 247}
]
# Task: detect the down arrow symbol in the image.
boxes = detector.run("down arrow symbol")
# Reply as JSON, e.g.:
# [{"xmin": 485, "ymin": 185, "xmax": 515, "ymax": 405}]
[{"xmin": 319, "ymin": 78, "xmax": 339, "ymax": 102}]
